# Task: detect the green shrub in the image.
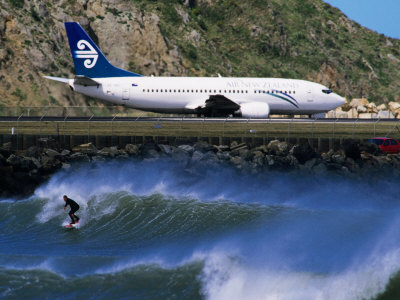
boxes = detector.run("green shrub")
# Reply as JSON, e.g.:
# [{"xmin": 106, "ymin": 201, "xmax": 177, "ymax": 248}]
[
  {"xmin": 12, "ymin": 88, "xmax": 27, "ymax": 102},
  {"xmin": 30, "ymin": 6, "xmax": 40, "ymax": 21},
  {"xmin": 7, "ymin": 0, "xmax": 23, "ymax": 8}
]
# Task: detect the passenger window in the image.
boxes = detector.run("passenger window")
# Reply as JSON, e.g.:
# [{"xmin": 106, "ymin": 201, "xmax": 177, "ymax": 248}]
[
  {"xmin": 322, "ymin": 89, "xmax": 333, "ymax": 94},
  {"xmin": 391, "ymin": 140, "xmax": 398, "ymax": 145},
  {"xmin": 384, "ymin": 140, "xmax": 390, "ymax": 146}
]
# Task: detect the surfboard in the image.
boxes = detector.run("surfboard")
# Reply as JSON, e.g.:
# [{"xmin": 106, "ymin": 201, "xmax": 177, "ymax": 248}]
[
  {"xmin": 64, "ymin": 221, "xmax": 79, "ymax": 228},
  {"xmin": 64, "ymin": 224, "xmax": 76, "ymax": 228}
]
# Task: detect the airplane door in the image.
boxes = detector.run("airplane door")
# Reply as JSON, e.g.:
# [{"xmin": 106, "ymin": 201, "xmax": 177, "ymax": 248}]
[
  {"xmin": 307, "ymin": 90, "xmax": 314, "ymax": 103},
  {"xmin": 122, "ymin": 88, "xmax": 129, "ymax": 100}
]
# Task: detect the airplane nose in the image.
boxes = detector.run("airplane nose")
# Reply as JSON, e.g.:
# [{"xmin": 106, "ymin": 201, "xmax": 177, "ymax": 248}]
[{"xmin": 333, "ymin": 93, "xmax": 345, "ymax": 106}]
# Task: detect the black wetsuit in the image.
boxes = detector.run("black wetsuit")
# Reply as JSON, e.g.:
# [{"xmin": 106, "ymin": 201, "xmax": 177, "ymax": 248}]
[{"xmin": 64, "ymin": 197, "xmax": 80, "ymax": 224}]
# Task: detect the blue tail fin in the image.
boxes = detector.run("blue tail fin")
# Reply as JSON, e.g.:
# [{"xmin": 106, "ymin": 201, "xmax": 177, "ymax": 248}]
[{"xmin": 64, "ymin": 22, "xmax": 142, "ymax": 78}]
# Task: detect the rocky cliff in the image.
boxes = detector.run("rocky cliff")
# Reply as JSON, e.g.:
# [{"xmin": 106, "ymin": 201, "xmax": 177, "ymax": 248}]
[{"xmin": 0, "ymin": 0, "xmax": 399, "ymax": 110}]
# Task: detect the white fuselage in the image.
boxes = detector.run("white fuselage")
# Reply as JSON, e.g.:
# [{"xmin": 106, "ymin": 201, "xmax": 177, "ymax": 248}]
[{"xmin": 71, "ymin": 76, "xmax": 345, "ymax": 115}]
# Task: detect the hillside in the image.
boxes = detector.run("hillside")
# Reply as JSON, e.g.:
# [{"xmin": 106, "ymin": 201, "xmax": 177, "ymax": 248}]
[{"xmin": 0, "ymin": 0, "xmax": 399, "ymax": 111}]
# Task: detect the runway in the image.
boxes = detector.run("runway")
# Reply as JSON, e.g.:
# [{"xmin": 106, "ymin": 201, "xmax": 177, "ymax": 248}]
[{"xmin": 0, "ymin": 115, "xmax": 399, "ymax": 124}]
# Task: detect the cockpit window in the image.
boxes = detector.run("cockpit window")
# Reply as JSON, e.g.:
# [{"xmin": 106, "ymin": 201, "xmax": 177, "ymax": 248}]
[{"xmin": 322, "ymin": 89, "xmax": 333, "ymax": 94}]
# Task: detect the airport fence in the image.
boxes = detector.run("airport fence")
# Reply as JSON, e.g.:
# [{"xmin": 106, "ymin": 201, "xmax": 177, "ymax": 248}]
[{"xmin": 1, "ymin": 106, "xmax": 400, "ymax": 152}]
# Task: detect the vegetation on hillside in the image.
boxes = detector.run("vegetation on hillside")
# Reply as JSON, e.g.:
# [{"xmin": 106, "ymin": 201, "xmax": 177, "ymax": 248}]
[
  {"xmin": 0, "ymin": 0, "xmax": 399, "ymax": 108},
  {"xmin": 132, "ymin": 0, "xmax": 400, "ymax": 103}
]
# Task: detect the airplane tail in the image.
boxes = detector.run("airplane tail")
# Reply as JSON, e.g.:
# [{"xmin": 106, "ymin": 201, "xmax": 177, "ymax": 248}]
[{"xmin": 64, "ymin": 22, "xmax": 142, "ymax": 78}]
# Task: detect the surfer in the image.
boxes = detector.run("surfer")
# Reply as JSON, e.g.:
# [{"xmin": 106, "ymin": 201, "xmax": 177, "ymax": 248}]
[{"xmin": 63, "ymin": 195, "xmax": 80, "ymax": 224}]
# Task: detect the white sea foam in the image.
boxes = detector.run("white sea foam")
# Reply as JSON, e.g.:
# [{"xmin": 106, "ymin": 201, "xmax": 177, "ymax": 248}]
[{"xmin": 199, "ymin": 246, "xmax": 400, "ymax": 300}]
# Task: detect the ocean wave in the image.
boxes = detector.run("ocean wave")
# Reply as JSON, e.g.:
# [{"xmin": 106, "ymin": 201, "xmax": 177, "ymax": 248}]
[{"xmin": 2, "ymin": 160, "xmax": 400, "ymax": 299}]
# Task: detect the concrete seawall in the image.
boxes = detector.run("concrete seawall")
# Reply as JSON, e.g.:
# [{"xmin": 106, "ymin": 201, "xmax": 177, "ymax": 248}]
[{"xmin": 1, "ymin": 119, "xmax": 400, "ymax": 152}]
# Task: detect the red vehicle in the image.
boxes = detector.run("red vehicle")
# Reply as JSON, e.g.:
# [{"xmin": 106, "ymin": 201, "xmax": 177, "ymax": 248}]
[{"xmin": 368, "ymin": 137, "xmax": 400, "ymax": 154}]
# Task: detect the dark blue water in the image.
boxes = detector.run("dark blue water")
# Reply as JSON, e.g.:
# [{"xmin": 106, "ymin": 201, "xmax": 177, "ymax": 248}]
[{"xmin": 1, "ymin": 160, "xmax": 400, "ymax": 299}]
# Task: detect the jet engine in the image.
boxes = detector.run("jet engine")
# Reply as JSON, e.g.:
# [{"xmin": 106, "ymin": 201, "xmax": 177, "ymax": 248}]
[{"xmin": 236, "ymin": 102, "xmax": 270, "ymax": 118}]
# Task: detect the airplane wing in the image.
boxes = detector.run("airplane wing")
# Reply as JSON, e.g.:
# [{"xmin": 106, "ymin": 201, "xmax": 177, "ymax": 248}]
[{"xmin": 202, "ymin": 95, "xmax": 241, "ymax": 117}]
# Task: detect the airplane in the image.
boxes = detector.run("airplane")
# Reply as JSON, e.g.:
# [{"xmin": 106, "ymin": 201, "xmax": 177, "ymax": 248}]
[{"xmin": 44, "ymin": 22, "xmax": 345, "ymax": 118}]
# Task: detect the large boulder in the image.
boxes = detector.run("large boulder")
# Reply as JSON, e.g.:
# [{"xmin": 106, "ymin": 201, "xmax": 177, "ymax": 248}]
[
  {"xmin": 171, "ymin": 147, "xmax": 190, "ymax": 166},
  {"xmin": 159, "ymin": 144, "xmax": 174, "ymax": 156},
  {"xmin": 193, "ymin": 141, "xmax": 216, "ymax": 153},
  {"xmin": 139, "ymin": 143, "xmax": 160, "ymax": 157},
  {"xmin": 366, "ymin": 103, "xmax": 378, "ymax": 113},
  {"xmin": 216, "ymin": 151, "xmax": 231, "ymax": 161},
  {"xmin": 40, "ymin": 153, "xmax": 62, "ymax": 171},
  {"xmin": 44, "ymin": 148, "xmax": 61, "ymax": 159},
  {"xmin": 290, "ymin": 142, "xmax": 316, "ymax": 164},
  {"xmin": 267, "ymin": 155, "xmax": 298, "ymax": 171},
  {"xmin": 0, "ymin": 143, "xmax": 12, "ymax": 158},
  {"xmin": 342, "ymin": 140, "xmax": 361, "ymax": 160},
  {"xmin": 7, "ymin": 154, "xmax": 36, "ymax": 171},
  {"xmin": 359, "ymin": 141, "xmax": 383, "ymax": 156},
  {"xmin": 72, "ymin": 143, "xmax": 98, "ymax": 155},
  {"xmin": 23, "ymin": 146, "xmax": 42, "ymax": 158},
  {"xmin": 178, "ymin": 144, "xmax": 194, "ymax": 155},
  {"xmin": 252, "ymin": 151, "xmax": 265, "ymax": 168},
  {"xmin": 99, "ymin": 146, "xmax": 120, "ymax": 157},
  {"xmin": 201, "ymin": 151, "xmax": 219, "ymax": 164},
  {"xmin": 125, "ymin": 144, "xmax": 139, "ymax": 156},
  {"xmin": 67, "ymin": 153, "xmax": 91, "ymax": 163},
  {"xmin": 191, "ymin": 150, "xmax": 204, "ymax": 163},
  {"xmin": 350, "ymin": 98, "xmax": 369, "ymax": 108},
  {"xmin": 267, "ymin": 140, "xmax": 290, "ymax": 156},
  {"xmin": 389, "ymin": 101, "xmax": 400, "ymax": 113}
]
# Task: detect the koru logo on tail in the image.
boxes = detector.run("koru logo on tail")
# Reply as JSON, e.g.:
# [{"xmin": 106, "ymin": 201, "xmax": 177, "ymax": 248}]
[{"xmin": 74, "ymin": 40, "xmax": 98, "ymax": 69}]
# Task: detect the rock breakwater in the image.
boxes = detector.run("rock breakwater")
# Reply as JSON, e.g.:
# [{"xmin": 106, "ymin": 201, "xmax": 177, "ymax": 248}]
[{"xmin": 1, "ymin": 139, "xmax": 399, "ymax": 199}]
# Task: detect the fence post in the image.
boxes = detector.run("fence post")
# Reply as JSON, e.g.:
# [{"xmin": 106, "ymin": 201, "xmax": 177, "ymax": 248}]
[
  {"xmin": 223, "ymin": 118, "xmax": 227, "ymax": 139},
  {"xmin": 16, "ymin": 113, "xmax": 23, "ymax": 151},
  {"xmin": 332, "ymin": 118, "xmax": 338, "ymax": 150},
  {"xmin": 374, "ymin": 118, "xmax": 380, "ymax": 137},
  {"xmin": 133, "ymin": 114, "xmax": 142, "ymax": 144},
  {"xmin": 63, "ymin": 113, "xmax": 69, "ymax": 148},
  {"xmin": 180, "ymin": 116, "xmax": 184, "ymax": 141},
  {"xmin": 265, "ymin": 117, "xmax": 270, "ymax": 145},
  {"xmin": 88, "ymin": 114, "xmax": 94, "ymax": 143},
  {"xmin": 352, "ymin": 118, "xmax": 359, "ymax": 139},
  {"xmin": 39, "ymin": 111, "xmax": 48, "ymax": 137},
  {"xmin": 111, "ymin": 113, "xmax": 117, "ymax": 136}
]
